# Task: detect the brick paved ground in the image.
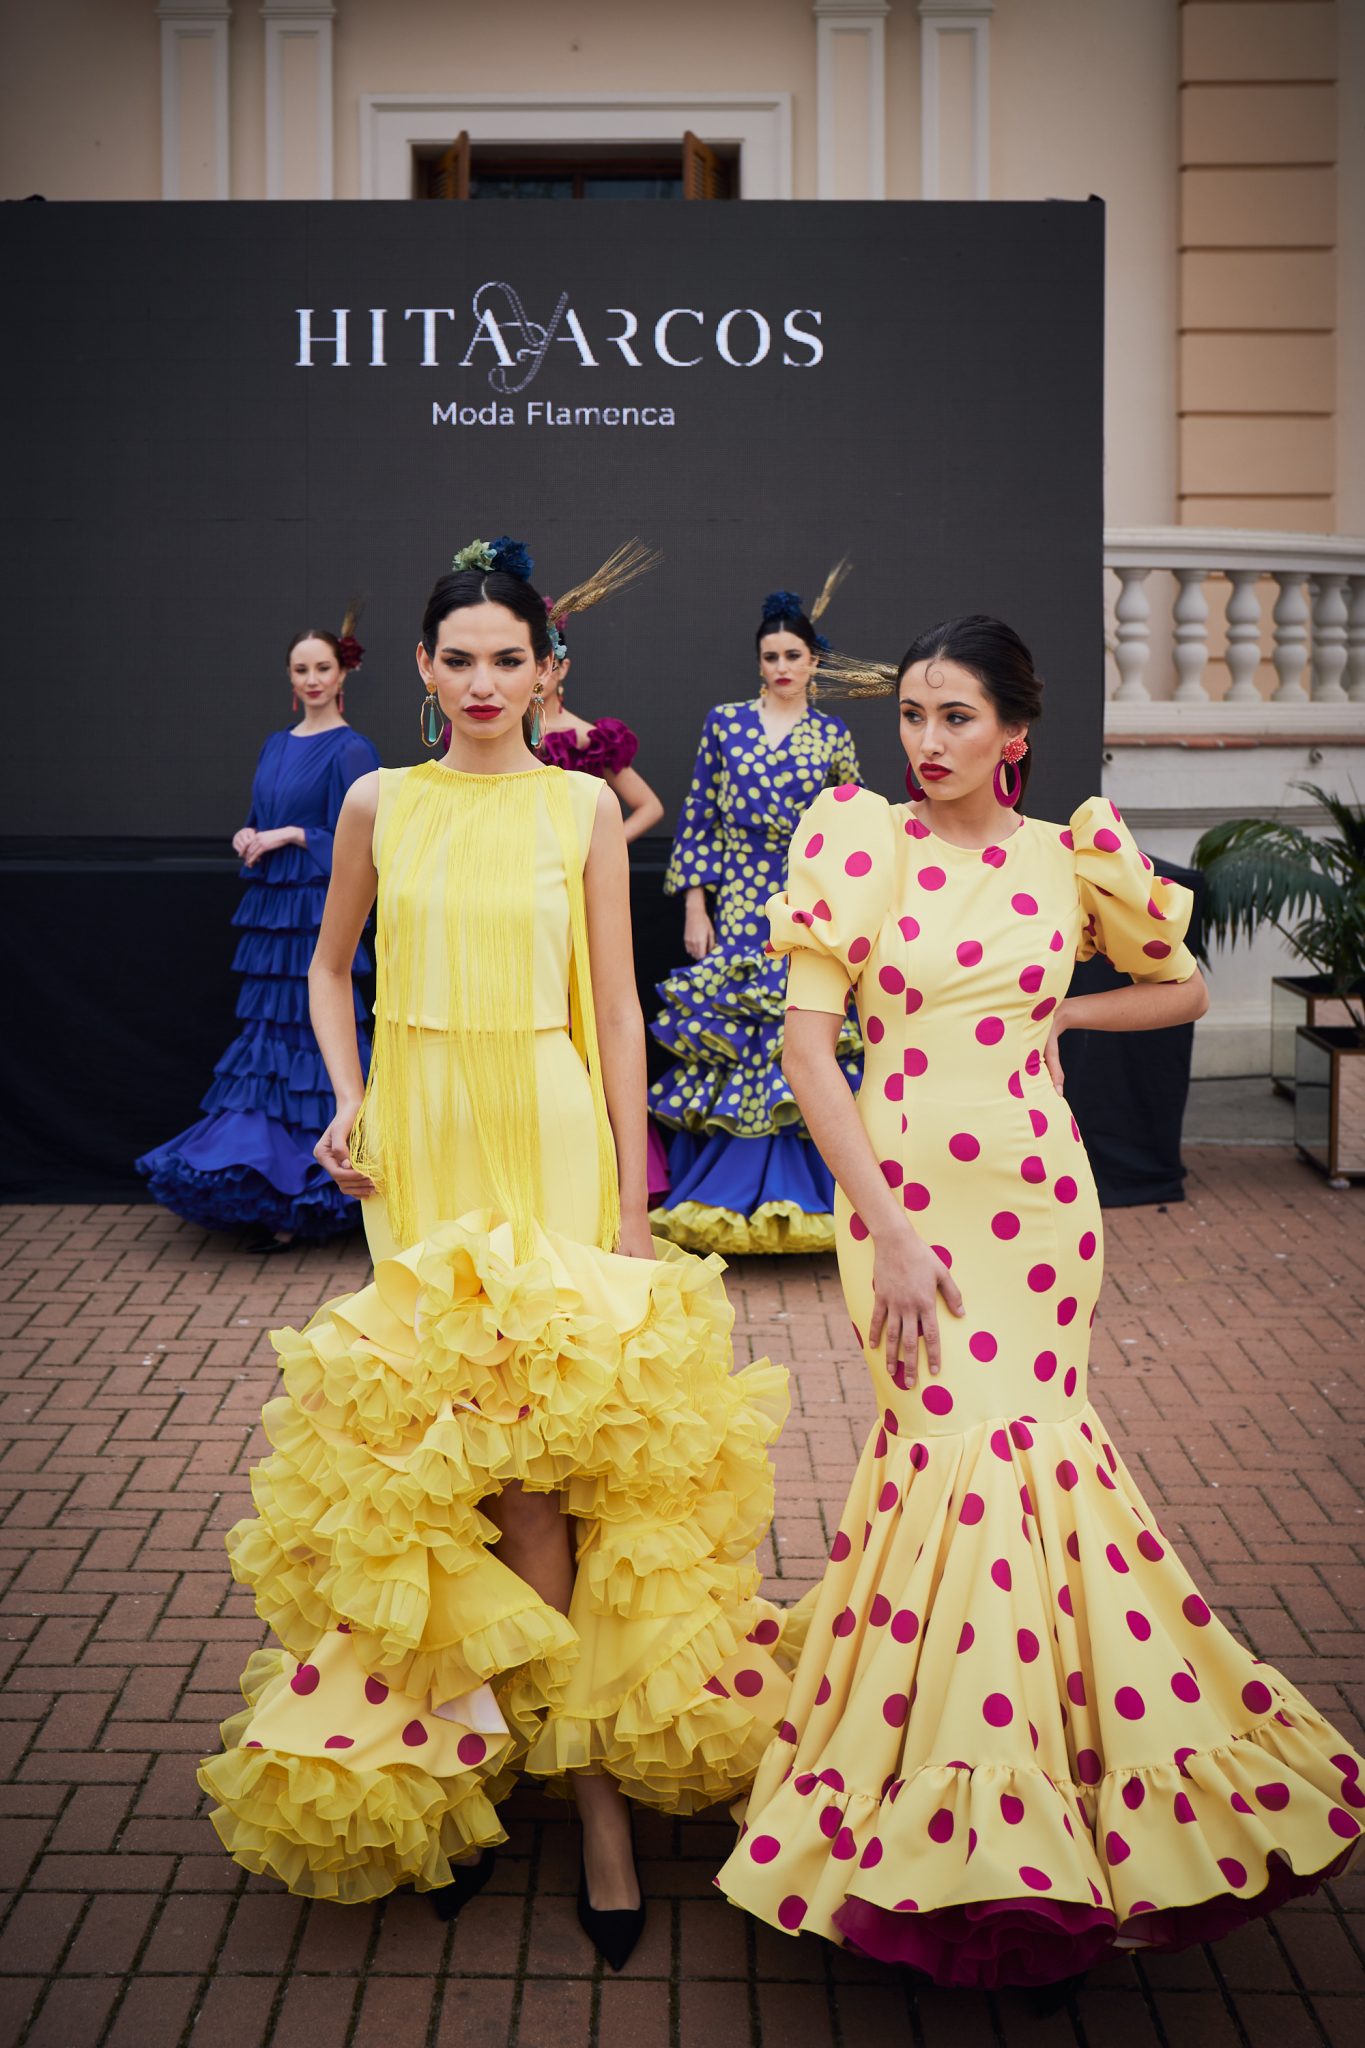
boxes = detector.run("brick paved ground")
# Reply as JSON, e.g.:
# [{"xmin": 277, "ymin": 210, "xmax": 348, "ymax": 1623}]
[{"xmin": 1, "ymin": 1145, "xmax": 1362, "ymax": 2048}]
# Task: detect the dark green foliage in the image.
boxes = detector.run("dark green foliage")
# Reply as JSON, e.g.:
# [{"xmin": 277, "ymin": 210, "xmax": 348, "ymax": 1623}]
[{"xmin": 1191, "ymin": 783, "xmax": 1365, "ymax": 1031}]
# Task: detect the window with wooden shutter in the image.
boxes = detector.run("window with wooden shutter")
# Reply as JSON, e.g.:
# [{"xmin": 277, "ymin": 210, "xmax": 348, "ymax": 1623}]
[
  {"xmin": 428, "ymin": 133, "xmax": 470, "ymax": 200},
  {"xmin": 415, "ymin": 137, "xmax": 733, "ymax": 199},
  {"xmin": 682, "ymin": 131, "xmax": 724, "ymax": 200}
]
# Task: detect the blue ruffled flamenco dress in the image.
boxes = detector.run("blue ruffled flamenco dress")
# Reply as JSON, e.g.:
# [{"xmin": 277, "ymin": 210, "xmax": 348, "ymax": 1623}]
[
  {"xmin": 137, "ymin": 725, "xmax": 380, "ymax": 1238},
  {"xmin": 649, "ymin": 700, "xmax": 863, "ymax": 1255}
]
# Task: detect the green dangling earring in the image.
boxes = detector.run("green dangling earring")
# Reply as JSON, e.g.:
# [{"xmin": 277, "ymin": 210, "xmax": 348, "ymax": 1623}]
[
  {"xmin": 528, "ymin": 688, "xmax": 545, "ymax": 750},
  {"xmin": 420, "ymin": 687, "xmax": 445, "ymax": 750}
]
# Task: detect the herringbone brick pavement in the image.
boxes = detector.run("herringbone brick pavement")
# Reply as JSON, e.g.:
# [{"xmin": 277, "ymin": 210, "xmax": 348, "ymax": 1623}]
[{"xmin": 1, "ymin": 1146, "xmax": 1362, "ymax": 2047}]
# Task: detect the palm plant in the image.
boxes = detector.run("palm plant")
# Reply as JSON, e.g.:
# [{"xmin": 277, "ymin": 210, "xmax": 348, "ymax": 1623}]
[{"xmin": 1192, "ymin": 783, "xmax": 1365, "ymax": 1035}]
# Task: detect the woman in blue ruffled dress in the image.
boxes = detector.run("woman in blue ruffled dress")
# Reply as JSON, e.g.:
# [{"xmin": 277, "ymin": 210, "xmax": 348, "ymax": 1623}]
[
  {"xmin": 649, "ymin": 578, "xmax": 863, "ymax": 1254},
  {"xmin": 137, "ymin": 620, "xmax": 379, "ymax": 1249}
]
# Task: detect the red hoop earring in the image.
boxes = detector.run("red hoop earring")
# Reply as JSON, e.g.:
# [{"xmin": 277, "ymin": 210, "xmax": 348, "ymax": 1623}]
[
  {"xmin": 905, "ymin": 762, "xmax": 927, "ymax": 802},
  {"xmin": 993, "ymin": 735, "xmax": 1028, "ymax": 808}
]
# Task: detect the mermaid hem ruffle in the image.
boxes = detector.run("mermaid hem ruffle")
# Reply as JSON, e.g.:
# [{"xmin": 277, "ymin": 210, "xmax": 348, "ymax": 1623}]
[
  {"xmin": 725, "ymin": 1712, "xmax": 1362, "ymax": 1987},
  {"xmin": 202, "ymin": 1212, "xmax": 794, "ymax": 1895},
  {"xmin": 717, "ymin": 1402, "xmax": 1365, "ymax": 1985}
]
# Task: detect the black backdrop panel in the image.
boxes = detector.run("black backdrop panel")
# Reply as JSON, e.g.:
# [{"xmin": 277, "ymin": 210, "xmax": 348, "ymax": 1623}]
[
  {"xmin": 0, "ymin": 199, "xmax": 1105, "ymax": 1202},
  {"xmin": 1063, "ymin": 860, "xmax": 1208, "ymax": 1208},
  {"xmin": 1, "ymin": 201, "xmax": 1103, "ymax": 833}
]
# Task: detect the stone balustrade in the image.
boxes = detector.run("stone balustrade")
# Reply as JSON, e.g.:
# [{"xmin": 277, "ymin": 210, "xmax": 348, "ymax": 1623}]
[{"xmin": 1103, "ymin": 528, "xmax": 1365, "ymax": 731}]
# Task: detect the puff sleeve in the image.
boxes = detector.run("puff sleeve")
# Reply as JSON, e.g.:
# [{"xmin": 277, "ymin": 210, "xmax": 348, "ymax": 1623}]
[
  {"xmin": 766, "ymin": 784, "xmax": 895, "ymax": 1015},
  {"xmin": 664, "ymin": 709, "xmax": 724, "ymax": 896},
  {"xmin": 1071, "ymin": 795, "xmax": 1197, "ymax": 984},
  {"xmin": 591, "ymin": 716, "xmax": 640, "ymax": 776}
]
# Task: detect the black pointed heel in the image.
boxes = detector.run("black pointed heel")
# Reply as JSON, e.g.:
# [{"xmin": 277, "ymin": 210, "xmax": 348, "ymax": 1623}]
[
  {"xmin": 576, "ymin": 1851, "xmax": 646, "ymax": 1972},
  {"xmin": 430, "ymin": 1847, "xmax": 496, "ymax": 1923}
]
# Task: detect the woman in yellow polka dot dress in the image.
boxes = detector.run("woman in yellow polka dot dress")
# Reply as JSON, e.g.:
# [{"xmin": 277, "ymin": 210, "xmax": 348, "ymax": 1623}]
[
  {"xmin": 650, "ymin": 579, "xmax": 862, "ymax": 1255},
  {"xmin": 719, "ymin": 615, "xmax": 1362, "ymax": 1987}
]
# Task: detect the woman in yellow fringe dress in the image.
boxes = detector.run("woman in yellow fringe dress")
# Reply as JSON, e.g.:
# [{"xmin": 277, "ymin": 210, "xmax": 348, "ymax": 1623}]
[
  {"xmin": 719, "ymin": 615, "xmax": 1363, "ymax": 1989},
  {"xmin": 199, "ymin": 538, "xmax": 792, "ymax": 1969}
]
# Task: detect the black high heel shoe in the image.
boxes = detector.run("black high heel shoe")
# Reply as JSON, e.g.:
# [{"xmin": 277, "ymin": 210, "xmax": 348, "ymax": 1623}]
[
  {"xmin": 576, "ymin": 1845, "xmax": 646, "ymax": 1972},
  {"xmin": 430, "ymin": 1847, "xmax": 496, "ymax": 1923}
]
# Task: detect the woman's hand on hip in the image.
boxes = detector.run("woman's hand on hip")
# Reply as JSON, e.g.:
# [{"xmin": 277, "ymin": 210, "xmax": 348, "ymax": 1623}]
[
  {"xmin": 1044, "ymin": 1000, "xmax": 1071, "ymax": 1095},
  {"xmin": 868, "ymin": 1220, "xmax": 963, "ymax": 1386},
  {"xmin": 314, "ymin": 1100, "xmax": 375, "ymax": 1197}
]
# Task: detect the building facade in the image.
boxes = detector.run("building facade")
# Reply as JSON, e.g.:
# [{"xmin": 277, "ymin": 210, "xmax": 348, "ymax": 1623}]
[{"xmin": 3, "ymin": 0, "xmax": 1362, "ymax": 1073}]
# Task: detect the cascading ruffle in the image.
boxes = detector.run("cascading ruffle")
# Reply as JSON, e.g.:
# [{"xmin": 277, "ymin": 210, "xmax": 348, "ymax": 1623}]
[
  {"xmin": 719, "ymin": 1404, "xmax": 1364, "ymax": 1986},
  {"xmin": 199, "ymin": 1644, "xmax": 517, "ymax": 1903},
  {"xmin": 650, "ymin": 946, "xmax": 859, "ymax": 1140},
  {"xmin": 200, "ymin": 1213, "xmax": 794, "ymax": 1898},
  {"xmin": 651, "ymin": 1130, "xmax": 837, "ymax": 1256},
  {"xmin": 138, "ymin": 865, "xmax": 371, "ymax": 1235}
]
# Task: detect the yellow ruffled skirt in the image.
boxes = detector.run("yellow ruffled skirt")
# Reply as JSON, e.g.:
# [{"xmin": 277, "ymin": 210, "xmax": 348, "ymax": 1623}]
[{"xmin": 198, "ymin": 1212, "xmax": 792, "ymax": 1901}]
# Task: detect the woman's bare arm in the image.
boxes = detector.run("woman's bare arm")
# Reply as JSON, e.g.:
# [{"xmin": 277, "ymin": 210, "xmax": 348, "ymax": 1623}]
[
  {"xmin": 1044, "ymin": 967, "xmax": 1209, "ymax": 1091},
  {"xmin": 605, "ymin": 763, "xmax": 665, "ymax": 843},
  {"xmin": 583, "ymin": 784, "xmax": 653, "ymax": 1256},
  {"xmin": 309, "ymin": 772, "xmax": 380, "ymax": 1194}
]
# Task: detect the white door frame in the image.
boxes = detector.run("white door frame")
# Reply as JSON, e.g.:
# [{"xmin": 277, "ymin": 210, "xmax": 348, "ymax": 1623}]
[{"xmin": 358, "ymin": 92, "xmax": 794, "ymax": 201}]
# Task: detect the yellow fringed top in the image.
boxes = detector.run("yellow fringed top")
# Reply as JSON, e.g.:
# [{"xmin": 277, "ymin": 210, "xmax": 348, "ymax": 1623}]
[{"xmin": 350, "ymin": 762, "xmax": 621, "ymax": 1259}]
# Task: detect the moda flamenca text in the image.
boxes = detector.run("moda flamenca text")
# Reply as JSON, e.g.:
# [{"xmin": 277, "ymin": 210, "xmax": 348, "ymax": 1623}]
[{"xmin": 432, "ymin": 400, "xmax": 677, "ymax": 428}]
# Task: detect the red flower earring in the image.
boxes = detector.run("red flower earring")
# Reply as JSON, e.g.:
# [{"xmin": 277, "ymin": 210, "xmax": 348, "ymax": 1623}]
[{"xmin": 993, "ymin": 734, "xmax": 1028, "ymax": 808}]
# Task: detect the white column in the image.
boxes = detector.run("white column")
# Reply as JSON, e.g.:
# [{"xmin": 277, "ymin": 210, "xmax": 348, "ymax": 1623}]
[
  {"xmin": 919, "ymin": 0, "xmax": 993, "ymax": 201},
  {"xmin": 1271, "ymin": 574, "xmax": 1310, "ymax": 703},
  {"xmin": 1346, "ymin": 576, "xmax": 1365, "ymax": 703},
  {"xmin": 1309, "ymin": 574, "xmax": 1349, "ymax": 701},
  {"xmin": 157, "ymin": 1, "xmax": 232, "ymax": 201},
  {"xmin": 814, "ymin": 1, "xmax": 890, "ymax": 200},
  {"xmin": 1223, "ymin": 569, "xmax": 1263, "ymax": 703},
  {"xmin": 262, "ymin": 0, "xmax": 336, "ymax": 199},
  {"xmin": 1172, "ymin": 568, "xmax": 1210, "ymax": 702},
  {"xmin": 1112, "ymin": 567, "xmax": 1153, "ymax": 702}
]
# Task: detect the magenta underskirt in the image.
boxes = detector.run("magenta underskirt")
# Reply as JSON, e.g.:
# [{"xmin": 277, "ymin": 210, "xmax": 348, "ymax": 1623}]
[{"xmin": 831, "ymin": 1844, "xmax": 1357, "ymax": 1989}]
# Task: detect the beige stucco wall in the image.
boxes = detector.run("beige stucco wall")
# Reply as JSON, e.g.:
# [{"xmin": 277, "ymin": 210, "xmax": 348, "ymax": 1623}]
[
  {"xmin": 0, "ymin": 0, "xmax": 1357, "ymax": 537},
  {"xmin": 0, "ymin": 0, "xmax": 160, "ymax": 201},
  {"xmin": 991, "ymin": 0, "xmax": 1180, "ymax": 527}
]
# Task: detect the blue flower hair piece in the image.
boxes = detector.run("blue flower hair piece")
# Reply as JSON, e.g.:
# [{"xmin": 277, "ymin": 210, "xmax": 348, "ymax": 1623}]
[
  {"xmin": 813, "ymin": 631, "xmax": 832, "ymax": 653},
  {"xmin": 451, "ymin": 535, "xmax": 537, "ymax": 580},
  {"xmin": 761, "ymin": 588, "xmax": 806, "ymax": 623},
  {"xmin": 489, "ymin": 534, "xmax": 535, "ymax": 581}
]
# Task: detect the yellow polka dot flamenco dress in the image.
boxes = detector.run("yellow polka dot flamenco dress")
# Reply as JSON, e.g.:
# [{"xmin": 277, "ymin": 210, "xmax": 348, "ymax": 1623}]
[
  {"xmin": 718, "ymin": 786, "xmax": 1363, "ymax": 1986},
  {"xmin": 198, "ymin": 763, "xmax": 793, "ymax": 1901}
]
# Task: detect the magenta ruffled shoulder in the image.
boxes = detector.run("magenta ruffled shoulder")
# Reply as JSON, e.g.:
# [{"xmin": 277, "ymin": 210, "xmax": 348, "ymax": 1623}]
[{"xmin": 539, "ymin": 717, "xmax": 639, "ymax": 779}]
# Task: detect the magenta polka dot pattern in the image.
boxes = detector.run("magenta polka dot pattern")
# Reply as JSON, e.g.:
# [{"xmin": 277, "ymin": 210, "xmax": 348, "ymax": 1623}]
[{"xmin": 724, "ymin": 787, "xmax": 1365, "ymax": 1976}]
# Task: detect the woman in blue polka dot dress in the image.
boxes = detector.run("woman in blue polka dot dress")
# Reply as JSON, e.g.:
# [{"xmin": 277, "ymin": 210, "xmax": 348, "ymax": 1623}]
[{"xmin": 649, "ymin": 580, "xmax": 862, "ymax": 1254}]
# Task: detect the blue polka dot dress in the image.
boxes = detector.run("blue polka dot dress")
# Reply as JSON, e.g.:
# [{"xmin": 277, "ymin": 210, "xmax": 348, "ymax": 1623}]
[{"xmin": 649, "ymin": 700, "xmax": 862, "ymax": 1254}]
